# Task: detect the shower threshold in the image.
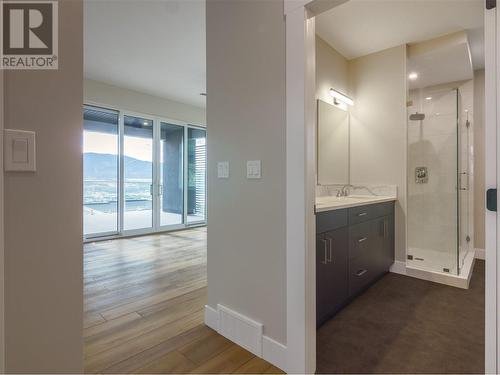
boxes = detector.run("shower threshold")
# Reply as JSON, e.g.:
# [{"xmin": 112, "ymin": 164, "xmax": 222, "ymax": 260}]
[{"xmin": 391, "ymin": 249, "xmax": 476, "ymax": 289}]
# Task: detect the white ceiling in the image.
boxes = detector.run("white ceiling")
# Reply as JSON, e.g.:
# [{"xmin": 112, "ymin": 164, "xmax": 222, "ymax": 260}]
[
  {"xmin": 316, "ymin": 0, "xmax": 484, "ymax": 69},
  {"xmin": 407, "ymin": 42, "xmax": 473, "ymax": 89},
  {"xmin": 84, "ymin": 0, "xmax": 206, "ymax": 108}
]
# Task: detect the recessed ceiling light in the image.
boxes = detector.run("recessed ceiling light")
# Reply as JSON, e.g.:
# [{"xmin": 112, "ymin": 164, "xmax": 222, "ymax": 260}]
[
  {"xmin": 425, "ymin": 96, "xmax": 432, "ymax": 100},
  {"xmin": 408, "ymin": 72, "xmax": 418, "ymax": 80}
]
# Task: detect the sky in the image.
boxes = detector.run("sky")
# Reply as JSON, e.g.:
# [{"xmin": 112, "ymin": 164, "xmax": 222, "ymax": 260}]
[{"xmin": 83, "ymin": 131, "xmax": 153, "ymax": 162}]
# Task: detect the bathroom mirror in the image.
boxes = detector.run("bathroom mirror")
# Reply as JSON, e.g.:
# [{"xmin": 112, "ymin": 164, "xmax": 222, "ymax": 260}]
[{"xmin": 317, "ymin": 99, "xmax": 349, "ymax": 185}]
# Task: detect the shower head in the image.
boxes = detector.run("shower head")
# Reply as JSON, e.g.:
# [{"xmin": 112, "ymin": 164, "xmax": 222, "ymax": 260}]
[{"xmin": 409, "ymin": 112, "xmax": 425, "ymax": 121}]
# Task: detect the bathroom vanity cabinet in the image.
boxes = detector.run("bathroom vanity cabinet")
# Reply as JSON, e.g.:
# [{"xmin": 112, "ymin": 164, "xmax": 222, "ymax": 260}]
[{"xmin": 316, "ymin": 201, "xmax": 395, "ymax": 326}]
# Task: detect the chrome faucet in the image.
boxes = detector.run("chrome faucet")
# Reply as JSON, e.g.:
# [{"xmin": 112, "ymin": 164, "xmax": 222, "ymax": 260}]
[{"xmin": 340, "ymin": 184, "xmax": 353, "ymax": 197}]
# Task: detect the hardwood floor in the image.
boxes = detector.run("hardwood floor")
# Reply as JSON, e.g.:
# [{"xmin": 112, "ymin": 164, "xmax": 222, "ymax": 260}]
[{"xmin": 84, "ymin": 227, "xmax": 282, "ymax": 374}]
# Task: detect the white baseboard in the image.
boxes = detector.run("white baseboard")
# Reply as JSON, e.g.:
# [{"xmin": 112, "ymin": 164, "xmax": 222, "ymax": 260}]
[
  {"xmin": 218, "ymin": 304, "xmax": 263, "ymax": 356},
  {"xmin": 475, "ymin": 248, "xmax": 485, "ymax": 260},
  {"xmin": 262, "ymin": 335, "xmax": 287, "ymax": 371},
  {"xmin": 204, "ymin": 304, "xmax": 218, "ymax": 331},
  {"xmin": 390, "ymin": 260, "xmax": 407, "ymax": 275},
  {"xmin": 204, "ymin": 304, "xmax": 287, "ymax": 371}
]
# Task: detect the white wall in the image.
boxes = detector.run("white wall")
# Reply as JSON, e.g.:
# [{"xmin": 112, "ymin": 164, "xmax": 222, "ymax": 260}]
[
  {"xmin": 315, "ymin": 35, "xmax": 349, "ymax": 102},
  {"xmin": 348, "ymin": 46, "xmax": 408, "ymax": 262},
  {"xmin": 84, "ymin": 79, "xmax": 206, "ymax": 127},
  {"xmin": 3, "ymin": 1, "xmax": 83, "ymax": 371},
  {"xmin": 474, "ymin": 69, "xmax": 485, "ymax": 250},
  {"xmin": 206, "ymin": 0, "xmax": 286, "ymax": 343}
]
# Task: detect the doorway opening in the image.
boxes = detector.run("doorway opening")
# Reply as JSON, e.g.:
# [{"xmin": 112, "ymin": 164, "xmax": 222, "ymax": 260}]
[{"xmin": 309, "ymin": 0, "xmax": 486, "ymax": 373}]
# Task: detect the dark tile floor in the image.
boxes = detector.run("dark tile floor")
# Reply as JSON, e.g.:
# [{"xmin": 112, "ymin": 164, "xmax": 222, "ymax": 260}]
[{"xmin": 317, "ymin": 260, "xmax": 485, "ymax": 374}]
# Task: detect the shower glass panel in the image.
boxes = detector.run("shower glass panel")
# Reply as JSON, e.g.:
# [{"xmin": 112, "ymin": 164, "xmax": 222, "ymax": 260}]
[
  {"xmin": 458, "ymin": 92, "xmax": 472, "ymax": 269},
  {"xmin": 407, "ymin": 88, "xmax": 460, "ymax": 275}
]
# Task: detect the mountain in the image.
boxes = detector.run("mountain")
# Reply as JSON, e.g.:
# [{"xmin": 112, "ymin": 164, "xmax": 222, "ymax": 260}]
[{"xmin": 84, "ymin": 153, "xmax": 152, "ymax": 180}]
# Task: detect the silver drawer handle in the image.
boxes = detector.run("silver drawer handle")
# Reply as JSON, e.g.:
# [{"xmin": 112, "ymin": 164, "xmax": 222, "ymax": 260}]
[
  {"xmin": 358, "ymin": 237, "xmax": 368, "ymax": 243},
  {"xmin": 327, "ymin": 238, "xmax": 333, "ymax": 263},
  {"xmin": 356, "ymin": 269, "xmax": 368, "ymax": 277},
  {"xmin": 357, "ymin": 212, "xmax": 368, "ymax": 217},
  {"xmin": 321, "ymin": 239, "xmax": 328, "ymax": 264}
]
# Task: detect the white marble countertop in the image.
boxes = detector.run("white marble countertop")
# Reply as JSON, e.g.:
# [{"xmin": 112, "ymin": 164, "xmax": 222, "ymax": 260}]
[{"xmin": 315, "ymin": 195, "xmax": 397, "ymax": 213}]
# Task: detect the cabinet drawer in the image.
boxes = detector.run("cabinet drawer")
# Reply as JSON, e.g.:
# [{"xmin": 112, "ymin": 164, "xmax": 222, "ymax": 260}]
[
  {"xmin": 316, "ymin": 208, "xmax": 348, "ymax": 234},
  {"xmin": 348, "ymin": 221, "xmax": 374, "ymax": 260},
  {"xmin": 349, "ymin": 255, "xmax": 376, "ymax": 296},
  {"xmin": 348, "ymin": 201, "xmax": 394, "ymax": 225}
]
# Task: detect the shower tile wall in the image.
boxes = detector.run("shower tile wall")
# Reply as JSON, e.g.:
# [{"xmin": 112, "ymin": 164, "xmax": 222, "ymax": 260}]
[{"xmin": 407, "ymin": 81, "xmax": 474, "ymax": 275}]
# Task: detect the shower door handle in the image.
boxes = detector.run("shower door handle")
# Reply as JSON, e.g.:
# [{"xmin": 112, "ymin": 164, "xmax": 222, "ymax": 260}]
[{"xmin": 487, "ymin": 188, "xmax": 497, "ymax": 212}]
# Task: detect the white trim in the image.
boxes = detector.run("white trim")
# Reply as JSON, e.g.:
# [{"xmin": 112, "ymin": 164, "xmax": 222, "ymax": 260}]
[
  {"xmin": 485, "ymin": 4, "xmax": 498, "ymax": 373},
  {"xmin": 204, "ymin": 304, "xmax": 218, "ymax": 331},
  {"xmin": 285, "ymin": 6, "xmax": 312, "ymax": 374},
  {"xmin": 203, "ymin": 305, "xmax": 287, "ymax": 372},
  {"xmin": 217, "ymin": 304, "xmax": 263, "ymax": 357},
  {"xmin": 262, "ymin": 336, "xmax": 287, "ymax": 372},
  {"xmin": 0, "ymin": 65, "xmax": 5, "ymax": 373},
  {"xmin": 475, "ymin": 248, "xmax": 486, "ymax": 260},
  {"xmin": 389, "ymin": 260, "xmax": 407, "ymax": 275}
]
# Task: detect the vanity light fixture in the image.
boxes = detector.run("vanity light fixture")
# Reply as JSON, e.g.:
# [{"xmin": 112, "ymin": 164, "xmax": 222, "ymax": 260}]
[
  {"xmin": 408, "ymin": 72, "xmax": 418, "ymax": 80},
  {"xmin": 329, "ymin": 88, "xmax": 354, "ymax": 107}
]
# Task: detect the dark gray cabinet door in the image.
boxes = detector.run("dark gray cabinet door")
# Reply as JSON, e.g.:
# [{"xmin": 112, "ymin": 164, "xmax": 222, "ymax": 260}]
[
  {"xmin": 372, "ymin": 215, "xmax": 394, "ymax": 275},
  {"xmin": 316, "ymin": 227, "xmax": 348, "ymax": 326}
]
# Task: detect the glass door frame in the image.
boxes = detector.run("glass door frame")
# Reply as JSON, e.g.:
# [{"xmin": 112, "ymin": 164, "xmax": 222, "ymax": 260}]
[
  {"xmin": 120, "ymin": 110, "xmax": 156, "ymax": 237},
  {"xmin": 83, "ymin": 104, "xmax": 121, "ymax": 240},
  {"xmin": 156, "ymin": 117, "xmax": 191, "ymax": 232},
  {"xmin": 185, "ymin": 126, "xmax": 208, "ymax": 226},
  {"xmin": 83, "ymin": 102, "xmax": 207, "ymax": 242}
]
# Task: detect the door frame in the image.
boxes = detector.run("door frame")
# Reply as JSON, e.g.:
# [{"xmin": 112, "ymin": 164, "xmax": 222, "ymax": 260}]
[
  {"xmin": 485, "ymin": 3, "xmax": 499, "ymax": 373},
  {"xmin": 0, "ymin": 66, "xmax": 5, "ymax": 373},
  {"xmin": 285, "ymin": 0, "xmax": 498, "ymax": 373},
  {"xmin": 284, "ymin": 1, "xmax": 347, "ymax": 372}
]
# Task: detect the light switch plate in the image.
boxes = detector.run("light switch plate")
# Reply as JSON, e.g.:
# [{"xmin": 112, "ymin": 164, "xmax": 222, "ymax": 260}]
[
  {"xmin": 246, "ymin": 160, "xmax": 261, "ymax": 179},
  {"xmin": 217, "ymin": 161, "xmax": 229, "ymax": 178},
  {"xmin": 4, "ymin": 129, "xmax": 36, "ymax": 172}
]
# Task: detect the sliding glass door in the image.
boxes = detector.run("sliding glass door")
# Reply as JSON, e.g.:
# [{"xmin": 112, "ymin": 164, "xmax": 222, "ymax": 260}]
[
  {"xmin": 159, "ymin": 122, "xmax": 185, "ymax": 228},
  {"xmin": 123, "ymin": 115, "xmax": 154, "ymax": 232},
  {"xmin": 83, "ymin": 106, "xmax": 119, "ymax": 238},
  {"xmin": 83, "ymin": 105, "xmax": 207, "ymax": 239},
  {"xmin": 83, "ymin": 106, "xmax": 206, "ymax": 240}
]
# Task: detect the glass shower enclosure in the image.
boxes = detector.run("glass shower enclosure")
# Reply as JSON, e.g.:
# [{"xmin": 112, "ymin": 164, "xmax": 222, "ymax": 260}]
[{"xmin": 407, "ymin": 87, "xmax": 472, "ymax": 275}]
